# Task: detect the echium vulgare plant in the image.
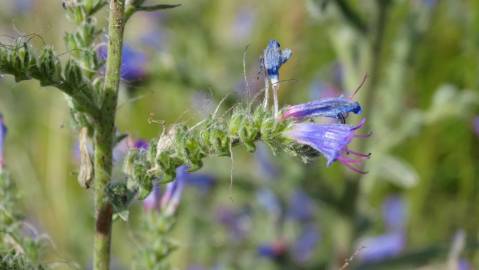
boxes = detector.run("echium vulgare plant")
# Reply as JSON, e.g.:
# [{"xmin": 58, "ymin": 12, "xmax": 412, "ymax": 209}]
[{"xmin": 0, "ymin": 1, "xmax": 370, "ymax": 269}]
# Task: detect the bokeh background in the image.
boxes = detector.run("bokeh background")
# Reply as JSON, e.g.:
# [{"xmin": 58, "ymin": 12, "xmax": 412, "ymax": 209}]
[{"xmin": 1, "ymin": 0, "xmax": 479, "ymax": 269}]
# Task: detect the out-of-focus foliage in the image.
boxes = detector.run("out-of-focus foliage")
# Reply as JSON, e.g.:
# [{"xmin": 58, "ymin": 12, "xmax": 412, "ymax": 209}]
[{"xmin": 0, "ymin": 0, "xmax": 478, "ymax": 269}]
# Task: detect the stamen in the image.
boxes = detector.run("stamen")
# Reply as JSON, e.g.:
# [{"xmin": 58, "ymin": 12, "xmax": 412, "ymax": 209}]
[
  {"xmin": 346, "ymin": 149, "xmax": 371, "ymax": 158},
  {"xmin": 354, "ymin": 132, "xmax": 372, "ymax": 139},
  {"xmin": 350, "ymin": 73, "xmax": 368, "ymax": 99}
]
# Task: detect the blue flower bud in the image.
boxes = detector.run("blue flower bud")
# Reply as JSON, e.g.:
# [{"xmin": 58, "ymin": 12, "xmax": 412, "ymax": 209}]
[
  {"xmin": 281, "ymin": 97, "xmax": 362, "ymax": 122},
  {"xmin": 263, "ymin": 40, "xmax": 292, "ymax": 83}
]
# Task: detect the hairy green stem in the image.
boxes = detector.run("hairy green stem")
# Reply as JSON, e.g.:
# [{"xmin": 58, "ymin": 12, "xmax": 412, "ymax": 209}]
[{"xmin": 93, "ymin": 1, "xmax": 125, "ymax": 270}]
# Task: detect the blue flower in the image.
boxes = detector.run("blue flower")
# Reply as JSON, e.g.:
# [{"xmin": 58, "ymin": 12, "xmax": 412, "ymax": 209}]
[
  {"xmin": 216, "ymin": 207, "xmax": 251, "ymax": 241},
  {"xmin": 0, "ymin": 114, "xmax": 7, "ymax": 169},
  {"xmin": 284, "ymin": 119, "xmax": 370, "ymax": 173},
  {"xmin": 263, "ymin": 40, "xmax": 292, "ymax": 83},
  {"xmin": 98, "ymin": 43, "xmax": 147, "ymax": 81},
  {"xmin": 256, "ymin": 188, "xmax": 281, "ymax": 216},
  {"xmin": 281, "ymin": 97, "xmax": 362, "ymax": 123},
  {"xmin": 473, "ymin": 116, "xmax": 479, "ymax": 137},
  {"xmin": 255, "ymin": 143, "xmax": 280, "ymax": 180},
  {"xmin": 382, "ymin": 196, "xmax": 406, "ymax": 231},
  {"xmin": 292, "ymin": 224, "xmax": 320, "ymax": 263},
  {"xmin": 257, "ymin": 240, "xmax": 288, "ymax": 259},
  {"xmin": 358, "ymin": 231, "xmax": 405, "ymax": 262},
  {"xmin": 288, "ymin": 190, "xmax": 314, "ymax": 222},
  {"xmin": 143, "ymin": 184, "xmax": 161, "ymax": 211},
  {"xmin": 458, "ymin": 259, "xmax": 471, "ymax": 270},
  {"xmin": 160, "ymin": 166, "xmax": 186, "ymax": 215}
]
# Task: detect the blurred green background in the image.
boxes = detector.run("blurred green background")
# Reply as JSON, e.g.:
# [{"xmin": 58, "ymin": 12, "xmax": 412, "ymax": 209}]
[{"xmin": 1, "ymin": 0, "xmax": 479, "ymax": 269}]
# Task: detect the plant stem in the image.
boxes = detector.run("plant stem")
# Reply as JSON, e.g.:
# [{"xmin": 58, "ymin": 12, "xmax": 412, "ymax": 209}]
[{"xmin": 93, "ymin": 1, "xmax": 125, "ymax": 270}]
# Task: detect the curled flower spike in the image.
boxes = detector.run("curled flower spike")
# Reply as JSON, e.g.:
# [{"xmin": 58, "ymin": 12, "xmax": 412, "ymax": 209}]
[
  {"xmin": 280, "ymin": 97, "xmax": 362, "ymax": 123},
  {"xmin": 262, "ymin": 40, "xmax": 292, "ymax": 116},
  {"xmin": 284, "ymin": 119, "xmax": 370, "ymax": 173}
]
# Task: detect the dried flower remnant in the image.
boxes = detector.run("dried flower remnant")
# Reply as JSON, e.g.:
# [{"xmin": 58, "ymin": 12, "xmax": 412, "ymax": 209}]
[
  {"xmin": 262, "ymin": 40, "xmax": 292, "ymax": 116},
  {"xmin": 284, "ymin": 119, "xmax": 370, "ymax": 173}
]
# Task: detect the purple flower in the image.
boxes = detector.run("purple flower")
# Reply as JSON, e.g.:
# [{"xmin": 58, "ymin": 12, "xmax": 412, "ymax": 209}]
[
  {"xmin": 284, "ymin": 119, "xmax": 370, "ymax": 173},
  {"xmin": 256, "ymin": 188, "xmax": 281, "ymax": 216},
  {"xmin": 263, "ymin": 40, "xmax": 292, "ymax": 84},
  {"xmin": 0, "ymin": 114, "xmax": 7, "ymax": 169},
  {"xmin": 132, "ymin": 139, "xmax": 148, "ymax": 150},
  {"xmin": 143, "ymin": 165, "xmax": 214, "ymax": 213},
  {"xmin": 382, "ymin": 196, "xmax": 406, "ymax": 231},
  {"xmin": 473, "ymin": 116, "xmax": 479, "ymax": 136},
  {"xmin": 216, "ymin": 207, "xmax": 251, "ymax": 241},
  {"xmin": 231, "ymin": 8, "xmax": 255, "ymax": 42},
  {"xmin": 292, "ymin": 225, "xmax": 320, "ymax": 263},
  {"xmin": 255, "ymin": 143, "xmax": 280, "ymax": 180},
  {"xmin": 15, "ymin": 0, "xmax": 34, "ymax": 13},
  {"xmin": 288, "ymin": 190, "xmax": 314, "ymax": 222},
  {"xmin": 160, "ymin": 167, "xmax": 186, "ymax": 215},
  {"xmin": 143, "ymin": 184, "xmax": 161, "ymax": 211},
  {"xmin": 458, "ymin": 259, "xmax": 471, "ymax": 270},
  {"xmin": 280, "ymin": 97, "xmax": 362, "ymax": 123},
  {"xmin": 358, "ymin": 231, "xmax": 405, "ymax": 262},
  {"xmin": 257, "ymin": 240, "xmax": 288, "ymax": 259},
  {"xmin": 98, "ymin": 44, "xmax": 147, "ymax": 81}
]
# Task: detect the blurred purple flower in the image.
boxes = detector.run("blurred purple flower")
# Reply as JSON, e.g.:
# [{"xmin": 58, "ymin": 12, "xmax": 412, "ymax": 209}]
[
  {"xmin": 0, "ymin": 114, "xmax": 7, "ymax": 168},
  {"xmin": 14, "ymin": 0, "xmax": 34, "ymax": 13},
  {"xmin": 358, "ymin": 231, "xmax": 406, "ymax": 262},
  {"xmin": 256, "ymin": 188, "xmax": 281, "ymax": 216},
  {"xmin": 472, "ymin": 116, "xmax": 479, "ymax": 136},
  {"xmin": 160, "ymin": 167, "xmax": 186, "ymax": 215},
  {"xmin": 216, "ymin": 207, "xmax": 251, "ymax": 241},
  {"xmin": 382, "ymin": 196, "xmax": 406, "ymax": 231},
  {"xmin": 231, "ymin": 8, "xmax": 255, "ymax": 42},
  {"xmin": 284, "ymin": 119, "xmax": 370, "ymax": 173},
  {"xmin": 143, "ymin": 184, "xmax": 161, "ymax": 211},
  {"xmin": 280, "ymin": 97, "xmax": 362, "ymax": 122},
  {"xmin": 143, "ymin": 165, "xmax": 214, "ymax": 212},
  {"xmin": 288, "ymin": 190, "xmax": 314, "ymax": 222},
  {"xmin": 458, "ymin": 259, "xmax": 471, "ymax": 270},
  {"xmin": 292, "ymin": 224, "xmax": 320, "ymax": 263},
  {"xmin": 98, "ymin": 44, "xmax": 147, "ymax": 81},
  {"xmin": 141, "ymin": 28, "xmax": 167, "ymax": 51},
  {"xmin": 132, "ymin": 139, "xmax": 148, "ymax": 150},
  {"xmin": 257, "ymin": 240, "xmax": 288, "ymax": 260},
  {"xmin": 187, "ymin": 265, "xmax": 206, "ymax": 270},
  {"xmin": 255, "ymin": 143, "xmax": 280, "ymax": 180},
  {"xmin": 422, "ymin": 0, "xmax": 437, "ymax": 8}
]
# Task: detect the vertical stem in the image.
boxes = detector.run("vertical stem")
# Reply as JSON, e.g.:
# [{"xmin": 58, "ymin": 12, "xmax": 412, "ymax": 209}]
[
  {"xmin": 361, "ymin": 0, "xmax": 391, "ymax": 134},
  {"xmin": 93, "ymin": 1, "xmax": 125, "ymax": 270}
]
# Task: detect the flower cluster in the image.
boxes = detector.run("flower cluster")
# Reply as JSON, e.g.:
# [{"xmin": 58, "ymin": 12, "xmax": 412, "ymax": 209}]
[{"xmin": 123, "ymin": 39, "xmax": 370, "ymax": 208}]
